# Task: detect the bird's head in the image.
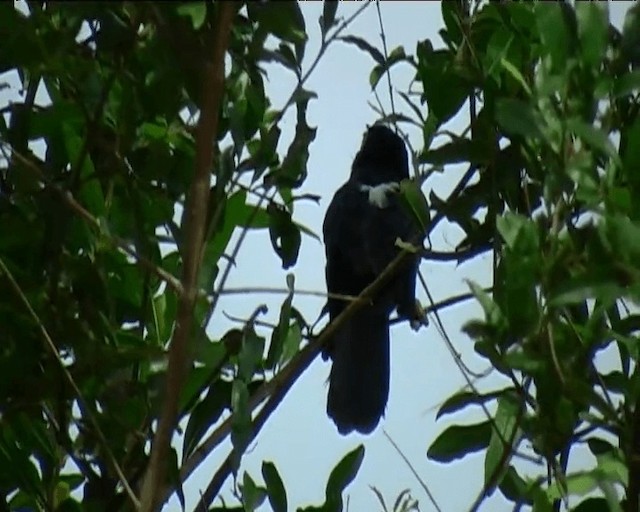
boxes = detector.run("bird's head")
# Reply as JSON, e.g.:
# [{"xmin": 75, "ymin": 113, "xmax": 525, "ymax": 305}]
[{"xmin": 351, "ymin": 124, "xmax": 409, "ymax": 185}]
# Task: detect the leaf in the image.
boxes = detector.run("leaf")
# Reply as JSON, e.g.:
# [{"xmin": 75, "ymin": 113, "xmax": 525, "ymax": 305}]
[
  {"xmin": 535, "ymin": 3, "xmax": 570, "ymax": 73},
  {"xmin": 417, "ymin": 46, "xmax": 470, "ymax": 125},
  {"xmin": 484, "ymin": 392, "xmax": 521, "ymax": 494},
  {"xmin": 496, "ymin": 212, "xmax": 538, "ymax": 252},
  {"xmin": 566, "ymin": 118, "xmax": 620, "ymax": 167},
  {"xmin": 183, "ymin": 381, "xmax": 230, "ymax": 460},
  {"xmin": 262, "ymin": 462, "xmax": 288, "ymax": 512},
  {"xmin": 576, "ymin": 2, "xmax": 608, "ymax": 69},
  {"xmin": 420, "ymin": 139, "xmax": 484, "ymax": 166},
  {"xmin": 268, "ymin": 203, "xmax": 302, "ymax": 269},
  {"xmin": 573, "ymin": 498, "xmax": 612, "ymax": 512},
  {"xmin": 176, "ymin": 3, "xmax": 207, "ymax": 30},
  {"xmin": 427, "ymin": 421, "xmax": 492, "ymax": 462},
  {"xmin": 398, "ymin": 179, "xmax": 430, "ymax": 232},
  {"xmin": 614, "ymin": 70, "xmax": 640, "ymax": 98},
  {"xmin": 231, "ymin": 380, "xmax": 252, "ymax": 455},
  {"xmin": 266, "ymin": 275, "xmax": 294, "ymax": 369},
  {"xmin": 499, "ymin": 466, "xmax": 532, "ymax": 505},
  {"xmin": 320, "ymin": 1, "xmax": 338, "ymax": 37},
  {"xmin": 241, "ymin": 472, "xmax": 266, "ymax": 512},
  {"xmin": 495, "ymin": 99, "xmax": 543, "ymax": 139},
  {"xmin": 369, "ymin": 46, "xmax": 408, "ymax": 90},
  {"xmin": 466, "ymin": 280, "xmax": 506, "ymax": 333},
  {"xmin": 238, "ymin": 326, "xmax": 265, "ymax": 382},
  {"xmin": 248, "ymin": 2, "xmax": 307, "ymax": 45},
  {"xmin": 325, "ymin": 444, "xmax": 365, "ymax": 507},
  {"xmin": 436, "ymin": 388, "xmax": 510, "ymax": 420},
  {"xmin": 441, "ymin": 0, "xmax": 464, "ymax": 46},
  {"xmin": 339, "ymin": 35, "xmax": 385, "ymax": 65}
]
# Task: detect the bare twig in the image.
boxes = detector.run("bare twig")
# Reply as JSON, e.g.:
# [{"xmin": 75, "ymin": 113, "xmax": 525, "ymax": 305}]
[
  {"xmin": 375, "ymin": 0, "xmax": 396, "ymax": 118},
  {"xmin": 217, "ymin": 285, "xmax": 359, "ymax": 303},
  {"xmin": 383, "ymin": 430, "xmax": 442, "ymax": 512},
  {"xmin": 0, "ymin": 258, "xmax": 140, "ymax": 510},
  {"xmin": 139, "ymin": 4, "xmax": 238, "ymax": 511}
]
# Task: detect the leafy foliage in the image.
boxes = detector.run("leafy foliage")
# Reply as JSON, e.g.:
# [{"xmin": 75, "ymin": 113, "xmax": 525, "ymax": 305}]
[{"xmin": 2, "ymin": 1, "xmax": 640, "ymax": 511}]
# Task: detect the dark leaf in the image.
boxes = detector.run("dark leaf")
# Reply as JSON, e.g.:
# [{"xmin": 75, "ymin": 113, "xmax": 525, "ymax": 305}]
[
  {"xmin": 427, "ymin": 421, "xmax": 492, "ymax": 462},
  {"xmin": 339, "ymin": 35, "xmax": 385, "ymax": 65},
  {"xmin": 262, "ymin": 461, "xmax": 288, "ymax": 512}
]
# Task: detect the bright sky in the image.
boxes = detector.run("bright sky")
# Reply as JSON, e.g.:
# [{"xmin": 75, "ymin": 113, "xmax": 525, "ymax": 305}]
[{"xmin": 3, "ymin": 2, "xmax": 635, "ymax": 511}]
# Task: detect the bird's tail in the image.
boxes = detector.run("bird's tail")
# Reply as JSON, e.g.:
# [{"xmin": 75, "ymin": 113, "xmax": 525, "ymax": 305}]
[{"xmin": 327, "ymin": 307, "xmax": 390, "ymax": 435}]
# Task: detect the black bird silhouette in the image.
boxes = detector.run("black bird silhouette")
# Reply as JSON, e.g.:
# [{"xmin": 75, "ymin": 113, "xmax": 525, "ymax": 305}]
[{"xmin": 322, "ymin": 125, "xmax": 423, "ymax": 435}]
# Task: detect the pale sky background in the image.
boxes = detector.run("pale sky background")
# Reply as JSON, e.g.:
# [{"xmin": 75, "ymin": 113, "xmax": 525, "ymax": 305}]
[{"xmin": 2, "ymin": 2, "xmax": 635, "ymax": 511}]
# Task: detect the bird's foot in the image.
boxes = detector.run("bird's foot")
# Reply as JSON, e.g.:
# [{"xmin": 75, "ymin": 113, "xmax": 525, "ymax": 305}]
[{"xmin": 409, "ymin": 300, "xmax": 428, "ymax": 331}]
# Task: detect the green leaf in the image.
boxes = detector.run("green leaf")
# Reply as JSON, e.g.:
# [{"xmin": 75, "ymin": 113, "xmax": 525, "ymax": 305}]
[
  {"xmin": 183, "ymin": 381, "xmax": 230, "ymax": 459},
  {"xmin": 398, "ymin": 179, "xmax": 430, "ymax": 232},
  {"xmin": 417, "ymin": 46, "xmax": 470, "ymax": 125},
  {"xmin": 496, "ymin": 212, "xmax": 538, "ymax": 252},
  {"xmin": 339, "ymin": 35, "xmax": 385, "ymax": 65},
  {"xmin": 262, "ymin": 462, "xmax": 288, "ymax": 512},
  {"xmin": 238, "ymin": 326, "xmax": 265, "ymax": 382},
  {"xmin": 573, "ymin": 498, "xmax": 612, "ymax": 512},
  {"xmin": 176, "ymin": 3, "xmax": 207, "ymax": 30},
  {"xmin": 231, "ymin": 380, "xmax": 252, "ymax": 454},
  {"xmin": 320, "ymin": 1, "xmax": 338, "ymax": 37},
  {"xmin": 576, "ymin": 2, "xmax": 608, "ymax": 69},
  {"xmin": 427, "ymin": 421, "xmax": 492, "ymax": 462},
  {"xmin": 499, "ymin": 465, "xmax": 532, "ymax": 505},
  {"xmin": 484, "ymin": 392, "xmax": 520, "ymax": 494},
  {"xmin": 248, "ymin": 2, "xmax": 307, "ymax": 45},
  {"xmin": 466, "ymin": 280, "xmax": 506, "ymax": 333},
  {"xmin": 241, "ymin": 472, "xmax": 266, "ymax": 512},
  {"xmin": 369, "ymin": 46, "xmax": 408, "ymax": 90},
  {"xmin": 266, "ymin": 275, "xmax": 294, "ymax": 369},
  {"xmin": 268, "ymin": 203, "xmax": 302, "ymax": 269},
  {"xmin": 441, "ymin": 0, "xmax": 464, "ymax": 46},
  {"xmin": 566, "ymin": 118, "xmax": 620, "ymax": 167},
  {"xmin": 495, "ymin": 99, "xmax": 543, "ymax": 139},
  {"xmin": 437, "ymin": 388, "xmax": 510, "ymax": 420},
  {"xmin": 325, "ymin": 444, "xmax": 365, "ymax": 507},
  {"xmin": 535, "ymin": 3, "xmax": 570, "ymax": 72}
]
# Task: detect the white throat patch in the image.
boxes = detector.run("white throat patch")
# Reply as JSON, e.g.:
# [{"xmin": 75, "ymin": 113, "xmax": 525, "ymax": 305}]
[{"xmin": 359, "ymin": 182, "xmax": 400, "ymax": 208}]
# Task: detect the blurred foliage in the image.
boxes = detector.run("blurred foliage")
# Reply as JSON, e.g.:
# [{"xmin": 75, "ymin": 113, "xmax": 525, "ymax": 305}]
[{"xmin": 2, "ymin": 0, "xmax": 640, "ymax": 511}]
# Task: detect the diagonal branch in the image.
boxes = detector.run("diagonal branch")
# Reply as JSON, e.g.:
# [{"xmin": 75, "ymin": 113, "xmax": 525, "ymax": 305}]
[
  {"xmin": 139, "ymin": 4, "xmax": 238, "ymax": 511},
  {"xmin": 173, "ymin": 245, "xmax": 419, "ymax": 507}
]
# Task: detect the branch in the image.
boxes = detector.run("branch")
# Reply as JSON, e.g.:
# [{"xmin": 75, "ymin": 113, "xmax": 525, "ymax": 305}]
[
  {"xmin": 421, "ymin": 244, "xmax": 491, "ymax": 263},
  {"xmin": 139, "ymin": 4, "xmax": 238, "ymax": 511},
  {"xmin": 0, "ymin": 258, "xmax": 140, "ymax": 510},
  {"xmin": 165, "ymin": 246, "xmax": 419, "ymax": 506}
]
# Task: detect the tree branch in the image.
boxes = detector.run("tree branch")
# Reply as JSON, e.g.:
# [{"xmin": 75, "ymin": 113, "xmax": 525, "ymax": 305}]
[
  {"xmin": 139, "ymin": 4, "xmax": 238, "ymax": 511},
  {"xmin": 165, "ymin": 246, "xmax": 419, "ymax": 506}
]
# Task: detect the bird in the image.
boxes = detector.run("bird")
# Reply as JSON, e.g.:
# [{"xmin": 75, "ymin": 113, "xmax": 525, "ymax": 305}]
[{"xmin": 322, "ymin": 124, "xmax": 425, "ymax": 435}]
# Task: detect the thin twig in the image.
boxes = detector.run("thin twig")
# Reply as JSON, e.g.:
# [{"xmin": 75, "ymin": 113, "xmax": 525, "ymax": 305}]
[
  {"xmin": 375, "ymin": 0, "xmax": 396, "ymax": 118},
  {"xmin": 216, "ymin": 285, "xmax": 359, "ymax": 303},
  {"xmin": 0, "ymin": 258, "xmax": 140, "ymax": 510},
  {"xmin": 140, "ymin": 4, "xmax": 238, "ymax": 511},
  {"xmin": 383, "ymin": 430, "xmax": 442, "ymax": 512}
]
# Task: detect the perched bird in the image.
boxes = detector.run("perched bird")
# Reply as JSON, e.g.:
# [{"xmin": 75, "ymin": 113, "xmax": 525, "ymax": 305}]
[{"xmin": 322, "ymin": 124, "xmax": 424, "ymax": 435}]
